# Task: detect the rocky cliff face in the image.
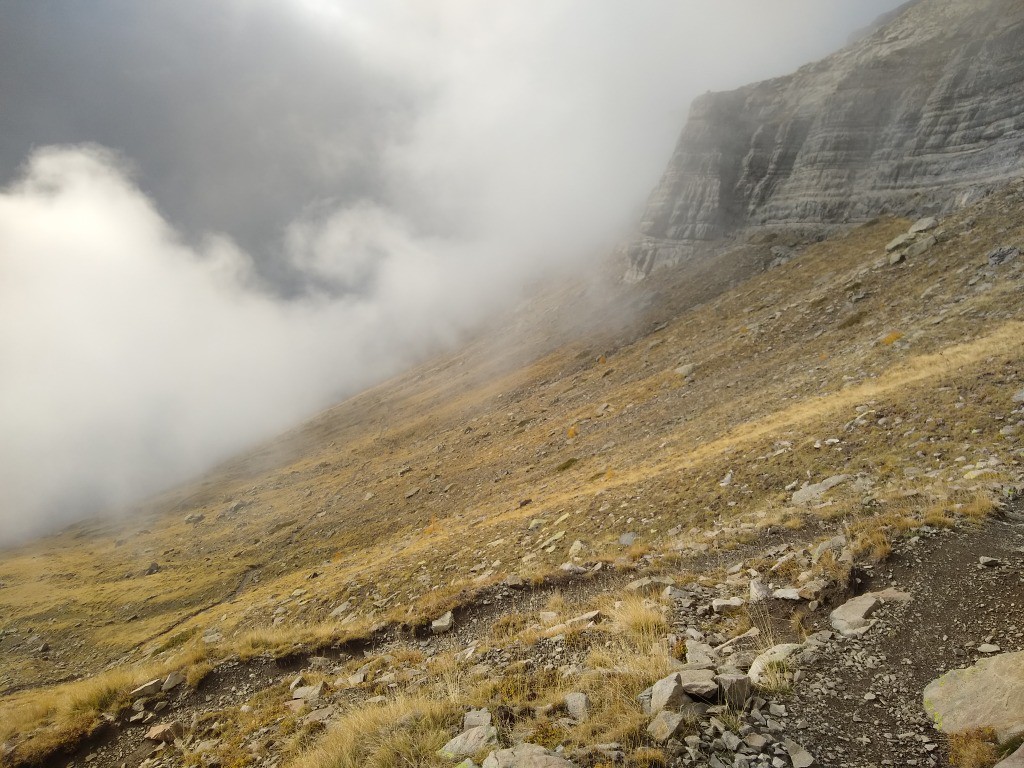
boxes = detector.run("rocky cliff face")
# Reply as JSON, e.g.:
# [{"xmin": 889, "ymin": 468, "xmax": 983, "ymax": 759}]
[{"xmin": 628, "ymin": 0, "xmax": 1024, "ymax": 279}]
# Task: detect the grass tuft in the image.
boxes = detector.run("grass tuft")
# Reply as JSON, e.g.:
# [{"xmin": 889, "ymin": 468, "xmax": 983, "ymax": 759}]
[
  {"xmin": 607, "ymin": 596, "xmax": 668, "ymax": 653},
  {"xmin": 285, "ymin": 695, "xmax": 458, "ymax": 768},
  {"xmin": 947, "ymin": 727, "xmax": 1000, "ymax": 768}
]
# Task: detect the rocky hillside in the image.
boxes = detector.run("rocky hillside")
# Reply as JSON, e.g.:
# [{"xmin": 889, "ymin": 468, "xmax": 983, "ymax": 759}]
[
  {"xmin": 627, "ymin": 0, "xmax": 1024, "ymax": 279},
  {"xmin": 2, "ymin": 173, "xmax": 1024, "ymax": 768}
]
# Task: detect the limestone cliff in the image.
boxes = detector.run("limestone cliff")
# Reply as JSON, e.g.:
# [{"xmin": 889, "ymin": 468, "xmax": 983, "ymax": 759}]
[{"xmin": 628, "ymin": 0, "xmax": 1024, "ymax": 279}]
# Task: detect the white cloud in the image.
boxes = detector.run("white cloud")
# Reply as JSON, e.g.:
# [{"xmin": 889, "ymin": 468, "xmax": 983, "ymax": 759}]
[
  {"xmin": 0, "ymin": 2, "xmax": 906, "ymax": 543},
  {"xmin": 0, "ymin": 146, "xmax": 523, "ymax": 544}
]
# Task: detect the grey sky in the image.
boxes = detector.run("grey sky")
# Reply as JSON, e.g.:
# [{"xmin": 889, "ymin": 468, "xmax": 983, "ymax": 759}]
[
  {"xmin": 0, "ymin": 1, "xmax": 906, "ymax": 545},
  {"xmin": 0, "ymin": 1, "xmax": 903, "ymax": 285}
]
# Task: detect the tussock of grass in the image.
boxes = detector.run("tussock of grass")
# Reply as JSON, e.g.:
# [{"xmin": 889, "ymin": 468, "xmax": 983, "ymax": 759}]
[
  {"xmin": 544, "ymin": 590, "xmax": 568, "ymax": 614},
  {"xmin": 755, "ymin": 660, "xmax": 794, "ymax": 697},
  {"xmin": 235, "ymin": 621, "xmax": 356, "ymax": 660},
  {"xmin": 629, "ymin": 747, "xmax": 668, "ymax": 767},
  {"xmin": 524, "ymin": 718, "xmax": 570, "ymax": 750},
  {"xmin": 816, "ymin": 548, "xmax": 852, "ymax": 582},
  {"xmin": 186, "ymin": 661, "xmax": 215, "ymax": 689},
  {"xmin": 956, "ymin": 491, "xmax": 999, "ymax": 521},
  {"xmin": 286, "ymin": 695, "xmax": 458, "ymax": 768},
  {"xmin": 430, "ymin": 654, "xmax": 466, "ymax": 705},
  {"xmin": 490, "ymin": 612, "xmax": 528, "ymax": 640},
  {"xmin": 745, "ymin": 601, "xmax": 781, "ymax": 650},
  {"xmin": 606, "ymin": 595, "xmax": 668, "ymax": 653},
  {"xmin": 153, "ymin": 626, "xmax": 199, "ymax": 654},
  {"xmin": 922, "ymin": 505, "xmax": 958, "ymax": 529},
  {"xmin": 947, "ymin": 727, "xmax": 1001, "ymax": 768},
  {"xmin": 850, "ymin": 528, "xmax": 892, "ymax": 563}
]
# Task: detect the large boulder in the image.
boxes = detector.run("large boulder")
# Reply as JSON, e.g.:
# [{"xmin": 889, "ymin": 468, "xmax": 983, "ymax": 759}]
[{"xmin": 924, "ymin": 651, "xmax": 1024, "ymax": 742}]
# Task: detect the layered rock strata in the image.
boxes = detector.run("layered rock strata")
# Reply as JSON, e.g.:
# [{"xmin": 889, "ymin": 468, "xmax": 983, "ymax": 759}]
[{"xmin": 629, "ymin": 0, "xmax": 1024, "ymax": 278}]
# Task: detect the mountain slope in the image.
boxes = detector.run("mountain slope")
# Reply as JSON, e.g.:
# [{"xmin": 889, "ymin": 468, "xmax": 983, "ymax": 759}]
[{"xmin": 2, "ymin": 177, "xmax": 1023, "ymax": 768}]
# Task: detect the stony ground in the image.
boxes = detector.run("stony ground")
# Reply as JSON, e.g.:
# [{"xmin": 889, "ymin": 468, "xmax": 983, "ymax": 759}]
[
  {"xmin": 788, "ymin": 503, "xmax": 1024, "ymax": 768},
  {"xmin": 26, "ymin": 496, "xmax": 1022, "ymax": 768}
]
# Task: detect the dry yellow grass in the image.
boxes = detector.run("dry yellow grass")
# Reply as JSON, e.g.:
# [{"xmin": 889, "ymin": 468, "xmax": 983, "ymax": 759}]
[
  {"xmin": 604, "ymin": 595, "xmax": 669, "ymax": 653},
  {"xmin": 2, "ymin": 186, "xmax": 1023, "ymax": 765},
  {"xmin": 234, "ymin": 621, "xmax": 362, "ymax": 660},
  {"xmin": 285, "ymin": 696, "xmax": 458, "ymax": 768},
  {"xmin": 490, "ymin": 612, "xmax": 529, "ymax": 641},
  {"xmin": 628, "ymin": 747, "xmax": 668, "ymax": 767},
  {"xmin": 1, "ymin": 659, "xmax": 176, "ymax": 765},
  {"xmin": 947, "ymin": 728, "xmax": 1001, "ymax": 768}
]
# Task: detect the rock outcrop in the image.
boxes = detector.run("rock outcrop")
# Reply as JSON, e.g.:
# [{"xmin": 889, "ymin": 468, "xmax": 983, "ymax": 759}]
[{"xmin": 628, "ymin": 0, "xmax": 1024, "ymax": 278}]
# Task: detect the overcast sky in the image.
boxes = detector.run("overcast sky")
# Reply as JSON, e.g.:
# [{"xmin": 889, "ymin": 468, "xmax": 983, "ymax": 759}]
[{"xmin": 0, "ymin": 1, "xmax": 905, "ymax": 545}]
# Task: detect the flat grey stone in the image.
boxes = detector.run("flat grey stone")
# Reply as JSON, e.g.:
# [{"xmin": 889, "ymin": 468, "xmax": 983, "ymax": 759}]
[
  {"xmin": 783, "ymin": 738, "xmax": 815, "ymax": 768},
  {"xmin": 129, "ymin": 679, "xmax": 163, "ymax": 698},
  {"xmin": 909, "ymin": 216, "xmax": 938, "ymax": 233},
  {"xmin": 292, "ymin": 682, "xmax": 324, "ymax": 701},
  {"xmin": 886, "ymin": 233, "xmax": 915, "ymax": 252},
  {"xmin": 439, "ymin": 726, "xmax": 498, "ymax": 760},
  {"xmin": 905, "ymin": 234, "xmax": 936, "ymax": 258},
  {"xmin": 161, "ymin": 671, "xmax": 185, "ymax": 692},
  {"xmin": 792, "ymin": 475, "xmax": 848, "ymax": 505},
  {"xmin": 678, "ymin": 668, "xmax": 719, "ymax": 701},
  {"xmin": 712, "ymin": 597, "xmax": 744, "ymax": 613},
  {"xmin": 830, "ymin": 589, "xmax": 911, "ymax": 636},
  {"xmin": 481, "ymin": 743, "xmax": 576, "ymax": 767},
  {"xmin": 464, "ymin": 709, "xmax": 492, "ymax": 730}
]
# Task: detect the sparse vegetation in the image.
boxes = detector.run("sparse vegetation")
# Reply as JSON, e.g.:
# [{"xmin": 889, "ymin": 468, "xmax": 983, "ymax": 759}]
[
  {"xmin": 607, "ymin": 595, "xmax": 669, "ymax": 653},
  {"xmin": 947, "ymin": 728, "xmax": 1001, "ymax": 768},
  {"xmin": 1, "ymin": 664, "xmax": 163, "ymax": 765},
  {"xmin": 755, "ymin": 660, "xmax": 794, "ymax": 697},
  {"xmin": 286, "ymin": 696, "xmax": 458, "ymax": 768}
]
